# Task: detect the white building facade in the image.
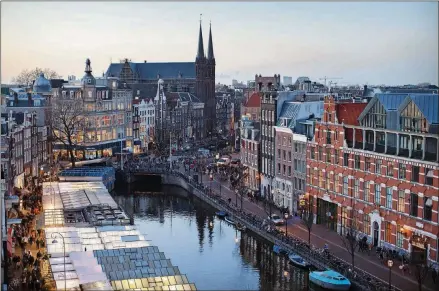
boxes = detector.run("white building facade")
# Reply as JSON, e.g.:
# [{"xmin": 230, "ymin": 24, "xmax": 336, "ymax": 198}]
[{"xmin": 138, "ymin": 99, "xmax": 155, "ymax": 150}]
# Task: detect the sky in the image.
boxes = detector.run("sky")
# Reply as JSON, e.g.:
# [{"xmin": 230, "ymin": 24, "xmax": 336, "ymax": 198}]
[{"xmin": 1, "ymin": 1, "xmax": 438, "ymax": 86}]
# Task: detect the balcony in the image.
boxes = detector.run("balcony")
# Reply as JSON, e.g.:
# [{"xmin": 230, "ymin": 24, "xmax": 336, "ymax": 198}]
[{"xmin": 345, "ymin": 125, "xmax": 439, "ymax": 162}]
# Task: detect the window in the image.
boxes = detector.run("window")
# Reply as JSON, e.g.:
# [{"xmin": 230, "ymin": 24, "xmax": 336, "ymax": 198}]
[
  {"xmin": 288, "ymin": 166, "xmax": 291, "ymax": 177},
  {"xmin": 277, "ymin": 163, "xmax": 281, "ymax": 174},
  {"xmin": 409, "ymin": 193, "xmax": 418, "ymax": 217},
  {"xmin": 396, "ymin": 226, "xmax": 404, "ymax": 248},
  {"xmin": 319, "ymin": 171, "xmax": 324, "ymax": 188},
  {"xmin": 384, "ymin": 221, "xmax": 392, "ymax": 243},
  {"xmin": 354, "ymin": 155, "xmax": 360, "ymax": 169},
  {"xmin": 387, "ymin": 163, "xmax": 393, "ymax": 177},
  {"xmin": 398, "ymin": 163, "xmax": 406, "ymax": 180},
  {"xmin": 343, "ymin": 153, "xmax": 349, "ymax": 167},
  {"xmin": 335, "ymin": 176, "xmax": 339, "ymax": 193},
  {"xmin": 365, "ymin": 157, "xmax": 371, "ymax": 172},
  {"xmin": 375, "ymin": 159, "xmax": 382, "ymax": 174},
  {"xmin": 277, "ymin": 149, "xmax": 281, "ymax": 160},
  {"xmin": 411, "ymin": 165, "xmax": 420, "ymax": 182},
  {"xmin": 326, "ymin": 173, "xmax": 330, "ymax": 191},
  {"xmin": 288, "ymin": 151, "xmax": 291, "ymax": 162},
  {"xmin": 364, "ymin": 181, "xmax": 370, "ymax": 202},
  {"xmin": 334, "ymin": 150, "xmax": 339, "ymax": 165},
  {"xmin": 295, "ymin": 143, "xmax": 298, "ymax": 152},
  {"xmin": 343, "ymin": 177, "xmax": 349, "ymax": 195},
  {"xmin": 375, "ymin": 184, "xmax": 381, "ymax": 205},
  {"xmin": 354, "ymin": 179, "xmax": 359, "ymax": 198},
  {"xmin": 397, "ymin": 191, "xmax": 405, "ymax": 212},
  {"xmin": 283, "ymin": 150, "xmax": 286, "ymax": 160},
  {"xmin": 326, "ymin": 148, "xmax": 331, "ymax": 163},
  {"xmin": 318, "ymin": 147, "xmax": 323, "ymax": 161},
  {"xmin": 423, "ymin": 197, "xmax": 432, "ymax": 221},
  {"xmin": 311, "ymin": 147, "xmax": 315, "ymax": 159},
  {"xmin": 326, "ymin": 130, "xmax": 331, "ymax": 144},
  {"xmin": 425, "ymin": 168, "xmax": 433, "ymax": 186},
  {"xmin": 386, "ymin": 187, "xmax": 393, "ymax": 209},
  {"xmin": 309, "ymin": 168, "xmax": 314, "ymax": 186},
  {"xmin": 363, "ymin": 215, "xmax": 370, "ymax": 235}
]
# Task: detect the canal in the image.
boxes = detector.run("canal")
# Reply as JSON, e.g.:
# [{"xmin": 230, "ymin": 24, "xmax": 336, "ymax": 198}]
[{"xmin": 113, "ymin": 182, "xmax": 325, "ymax": 291}]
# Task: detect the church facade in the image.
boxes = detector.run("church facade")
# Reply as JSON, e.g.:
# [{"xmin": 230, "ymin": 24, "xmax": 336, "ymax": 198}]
[{"xmin": 105, "ymin": 22, "xmax": 216, "ymax": 134}]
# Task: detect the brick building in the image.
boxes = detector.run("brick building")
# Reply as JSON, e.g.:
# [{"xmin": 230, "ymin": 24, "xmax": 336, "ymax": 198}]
[
  {"xmin": 240, "ymin": 120, "xmax": 260, "ymax": 193},
  {"xmin": 241, "ymin": 92, "xmax": 261, "ymax": 122},
  {"xmin": 307, "ymin": 94, "xmax": 439, "ymax": 263}
]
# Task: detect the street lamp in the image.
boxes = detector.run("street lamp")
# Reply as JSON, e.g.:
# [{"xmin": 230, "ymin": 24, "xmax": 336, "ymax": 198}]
[
  {"xmin": 51, "ymin": 232, "xmax": 66, "ymax": 291},
  {"xmin": 284, "ymin": 212, "xmax": 289, "ymax": 236},
  {"xmin": 387, "ymin": 259, "xmax": 393, "ymax": 290},
  {"xmin": 209, "ymin": 174, "xmax": 213, "ymax": 193}
]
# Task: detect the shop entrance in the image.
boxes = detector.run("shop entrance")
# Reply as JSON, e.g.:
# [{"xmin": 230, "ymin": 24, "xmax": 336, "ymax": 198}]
[{"xmin": 316, "ymin": 198, "xmax": 337, "ymax": 231}]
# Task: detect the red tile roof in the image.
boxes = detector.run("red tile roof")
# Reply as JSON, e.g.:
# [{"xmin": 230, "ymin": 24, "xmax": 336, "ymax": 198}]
[
  {"xmin": 244, "ymin": 92, "xmax": 261, "ymax": 107},
  {"xmin": 336, "ymin": 102, "xmax": 367, "ymax": 143}
]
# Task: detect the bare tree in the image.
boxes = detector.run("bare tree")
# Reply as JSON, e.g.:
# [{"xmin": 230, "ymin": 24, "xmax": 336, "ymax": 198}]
[
  {"xmin": 12, "ymin": 67, "xmax": 61, "ymax": 85},
  {"xmin": 339, "ymin": 212, "xmax": 361, "ymax": 268},
  {"xmin": 414, "ymin": 262, "xmax": 434, "ymax": 291},
  {"xmin": 51, "ymin": 98, "xmax": 86, "ymax": 168},
  {"xmin": 302, "ymin": 206, "xmax": 314, "ymax": 248}
]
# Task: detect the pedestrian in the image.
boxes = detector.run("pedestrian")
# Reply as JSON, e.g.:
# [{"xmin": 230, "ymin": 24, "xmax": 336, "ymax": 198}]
[
  {"xmin": 432, "ymin": 268, "xmax": 437, "ymax": 284},
  {"xmin": 36, "ymin": 238, "xmax": 40, "ymax": 249}
]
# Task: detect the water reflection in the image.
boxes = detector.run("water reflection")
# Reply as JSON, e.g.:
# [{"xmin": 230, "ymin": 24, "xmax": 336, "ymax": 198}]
[{"xmin": 113, "ymin": 185, "xmax": 315, "ymax": 291}]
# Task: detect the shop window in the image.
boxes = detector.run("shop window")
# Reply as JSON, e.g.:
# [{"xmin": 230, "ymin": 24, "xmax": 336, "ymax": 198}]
[
  {"xmin": 410, "ymin": 193, "xmax": 418, "ymax": 217},
  {"xmin": 423, "ymin": 197, "xmax": 432, "ymax": 221}
]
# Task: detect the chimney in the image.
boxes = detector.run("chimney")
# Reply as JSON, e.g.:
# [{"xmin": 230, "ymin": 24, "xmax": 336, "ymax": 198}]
[
  {"xmin": 144, "ymin": 60, "xmax": 147, "ymax": 63},
  {"xmin": 27, "ymin": 92, "xmax": 32, "ymax": 106}
]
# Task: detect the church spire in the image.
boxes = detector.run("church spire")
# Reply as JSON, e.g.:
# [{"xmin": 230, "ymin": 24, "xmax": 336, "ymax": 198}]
[
  {"xmin": 196, "ymin": 15, "xmax": 205, "ymax": 60},
  {"xmin": 207, "ymin": 21, "xmax": 214, "ymax": 60}
]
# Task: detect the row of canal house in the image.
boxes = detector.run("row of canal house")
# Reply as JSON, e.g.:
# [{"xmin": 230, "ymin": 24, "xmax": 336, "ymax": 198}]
[{"xmin": 307, "ymin": 94, "xmax": 439, "ymax": 264}]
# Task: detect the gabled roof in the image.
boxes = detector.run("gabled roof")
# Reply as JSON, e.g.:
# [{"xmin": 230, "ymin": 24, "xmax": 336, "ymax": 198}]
[
  {"xmin": 336, "ymin": 102, "xmax": 368, "ymax": 142},
  {"xmin": 409, "ymin": 94, "xmax": 439, "ymax": 124},
  {"xmin": 375, "ymin": 94, "xmax": 408, "ymax": 111},
  {"xmin": 358, "ymin": 93, "xmax": 408, "ymax": 121},
  {"xmin": 166, "ymin": 92, "xmax": 202, "ymax": 103},
  {"xmin": 277, "ymin": 101, "xmax": 323, "ymax": 130},
  {"xmin": 106, "ymin": 62, "xmax": 196, "ymax": 80},
  {"xmin": 243, "ymin": 92, "xmax": 261, "ymax": 107}
]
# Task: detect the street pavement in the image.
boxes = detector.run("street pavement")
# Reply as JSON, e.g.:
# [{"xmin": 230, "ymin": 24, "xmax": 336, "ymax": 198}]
[{"xmin": 196, "ymin": 170, "xmax": 437, "ymax": 291}]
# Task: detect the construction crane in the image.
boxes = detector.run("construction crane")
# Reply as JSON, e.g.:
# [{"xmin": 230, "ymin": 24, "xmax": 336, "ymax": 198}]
[{"xmin": 319, "ymin": 76, "xmax": 343, "ymax": 87}]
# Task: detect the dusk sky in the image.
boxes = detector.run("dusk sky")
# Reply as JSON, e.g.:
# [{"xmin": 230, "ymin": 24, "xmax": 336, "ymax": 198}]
[{"xmin": 1, "ymin": 1, "xmax": 438, "ymax": 86}]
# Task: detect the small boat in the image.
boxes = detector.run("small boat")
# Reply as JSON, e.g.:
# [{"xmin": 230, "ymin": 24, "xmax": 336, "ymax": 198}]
[
  {"xmin": 309, "ymin": 270, "xmax": 351, "ymax": 291},
  {"xmin": 236, "ymin": 223, "xmax": 246, "ymax": 231},
  {"xmin": 273, "ymin": 245, "xmax": 288, "ymax": 255},
  {"xmin": 216, "ymin": 211, "xmax": 228, "ymax": 218},
  {"xmin": 224, "ymin": 217, "xmax": 236, "ymax": 225},
  {"xmin": 288, "ymin": 253, "xmax": 310, "ymax": 269}
]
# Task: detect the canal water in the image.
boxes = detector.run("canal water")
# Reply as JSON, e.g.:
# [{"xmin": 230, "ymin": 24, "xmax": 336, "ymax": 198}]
[{"xmin": 113, "ymin": 183, "xmax": 323, "ymax": 291}]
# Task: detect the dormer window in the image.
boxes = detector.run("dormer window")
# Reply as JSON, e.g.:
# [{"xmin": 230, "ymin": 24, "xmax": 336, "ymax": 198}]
[{"xmin": 113, "ymin": 81, "xmax": 117, "ymax": 88}]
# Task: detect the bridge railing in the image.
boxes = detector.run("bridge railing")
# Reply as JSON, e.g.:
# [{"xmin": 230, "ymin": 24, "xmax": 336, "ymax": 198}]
[{"xmin": 124, "ymin": 168, "xmax": 401, "ymax": 291}]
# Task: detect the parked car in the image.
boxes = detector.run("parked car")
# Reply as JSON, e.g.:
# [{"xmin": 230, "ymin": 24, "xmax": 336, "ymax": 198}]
[
  {"xmin": 268, "ymin": 214, "xmax": 285, "ymax": 225},
  {"xmin": 217, "ymin": 157, "xmax": 230, "ymax": 166},
  {"xmin": 230, "ymin": 158, "xmax": 241, "ymax": 166}
]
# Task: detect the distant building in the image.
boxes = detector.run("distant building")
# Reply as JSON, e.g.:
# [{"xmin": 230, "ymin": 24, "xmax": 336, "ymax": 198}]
[
  {"xmin": 255, "ymin": 74, "xmax": 281, "ymax": 92},
  {"xmin": 105, "ymin": 22, "xmax": 216, "ymax": 134},
  {"xmin": 283, "ymin": 76, "xmax": 293, "ymax": 86},
  {"xmin": 133, "ymin": 97, "xmax": 155, "ymax": 152},
  {"xmin": 215, "ymin": 93, "xmax": 234, "ymax": 140},
  {"xmin": 241, "ymin": 92, "xmax": 261, "ymax": 122}
]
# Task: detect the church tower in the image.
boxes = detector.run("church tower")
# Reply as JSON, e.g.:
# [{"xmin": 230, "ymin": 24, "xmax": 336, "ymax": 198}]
[{"xmin": 195, "ymin": 19, "xmax": 216, "ymax": 136}]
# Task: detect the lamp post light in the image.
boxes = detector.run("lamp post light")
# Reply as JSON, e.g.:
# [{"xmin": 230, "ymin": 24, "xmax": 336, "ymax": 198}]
[
  {"xmin": 284, "ymin": 212, "xmax": 289, "ymax": 236},
  {"xmin": 387, "ymin": 259, "xmax": 393, "ymax": 291},
  {"xmin": 51, "ymin": 232, "xmax": 66, "ymax": 291},
  {"xmin": 209, "ymin": 174, "xmax": 213, "ymax": 193}
]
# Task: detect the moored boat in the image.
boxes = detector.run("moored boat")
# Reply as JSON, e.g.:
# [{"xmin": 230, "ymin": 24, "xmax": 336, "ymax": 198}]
[
  {"xmin": 236, "ymin": 223, "xmax": 246, "ymax": 231},
  {"xmin": 216, "ymin": 211, "xmax": 228, "ymax": 218},
  {"xmin": 309, "ymin": 270, "xmax": 351, "ymax": 291},
  {"xmin": 288, "ymin": 253, "xmax": 310, "ymax": 269},
  {"xmin": 224, "ymin": 217, "xmax": 236, "ymax": 225}
]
